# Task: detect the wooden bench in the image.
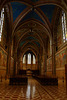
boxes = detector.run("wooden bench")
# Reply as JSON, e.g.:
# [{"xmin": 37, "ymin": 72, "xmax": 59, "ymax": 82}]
[
  {"xmin": 9, "ymin": 76, "xmax": 28, "ymax": 85},
  {"xmin": 33, "ymin": 75, "xmax": 58, "ymax": 85}
]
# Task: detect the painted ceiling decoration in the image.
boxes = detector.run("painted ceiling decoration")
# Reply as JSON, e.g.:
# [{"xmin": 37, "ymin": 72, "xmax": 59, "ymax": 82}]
[
  {"xmin": 9, "ymin": 1, "xmax": 57, "ymax": 54},
  {"xmin": 24, "ymin": 36, "xmax": 38, "ymax": 41},
  {"xmin": 28, "ymin": 32, "xmax": 34, "ymax": 35},
  {"xmin": 11, "ymin": 2, "xmax": 27, "ymax": 22},
  {"xmin": 27, "ymin": 42, "xmax": 40, "ymax": 47},
  {"xmin": 19, "ymin": 41, "xmax": 26, "ymax": 47},
  {"xmin": 34, "ymin": 41, "xmax": 40, "ymax": 47},
  {"xmin": 1, "ymin": 0, "xmax": 66, "ymax": 60},
  {"xmin": 16, "ymin": 29, "xmax": 28, "ymax": 40},
  {"xmin": 39, "ymin": 5, "xmax": 55, "ymax": 22},
  {"xmin": 11, "ymin": 1, "xmax": 56, "ymax": 23},
  {"xmin": 20, "ymin": 9, "xmax": 45, "ymax": 24},
  {"xmin": 31, "ymin": 0, "xmax": 39, "ymax": 2},
  {"xmin": 19, "ymin": 36, "xmax": 40, "ymax": 47}
]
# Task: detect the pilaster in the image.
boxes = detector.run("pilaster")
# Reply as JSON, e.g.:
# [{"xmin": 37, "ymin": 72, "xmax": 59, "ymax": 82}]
[
  {"xmin": 52, "ymin": 40, "xmax": 56, "ymax": 75},
  {"xmin": 6, "ymin": 37, "xmax": 12, "ymax": 76},
  {"xmin": 13, "ymin": 50, "xmax": 17, "ymax": 75}
]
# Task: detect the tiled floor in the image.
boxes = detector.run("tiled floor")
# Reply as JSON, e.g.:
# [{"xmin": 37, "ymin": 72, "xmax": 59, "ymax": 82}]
[{"xmin": 0, "ymin": 78, "xmax": 67, "ymax": 100}]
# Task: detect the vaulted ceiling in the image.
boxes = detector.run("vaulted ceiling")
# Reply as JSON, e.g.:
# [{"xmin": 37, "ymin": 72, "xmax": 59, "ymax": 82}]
[
  {"xmin": 1, "ymin": 0, "xmax": 67, "ymax": 57},
  {"xmin": 11, "ymin": 2, "xmax": 55, "ymax": 23}
]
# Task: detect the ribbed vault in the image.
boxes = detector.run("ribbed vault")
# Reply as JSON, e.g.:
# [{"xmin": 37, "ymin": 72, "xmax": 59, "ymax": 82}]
[{"xmin": 0, "ymin": 0, "xmax": 67, "ymax": 75}]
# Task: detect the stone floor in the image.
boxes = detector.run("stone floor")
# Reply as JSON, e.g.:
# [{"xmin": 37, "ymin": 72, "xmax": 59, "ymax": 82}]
[{"xmin": 0, "ymin": 77, "xmax": 67, "ymax": 100}]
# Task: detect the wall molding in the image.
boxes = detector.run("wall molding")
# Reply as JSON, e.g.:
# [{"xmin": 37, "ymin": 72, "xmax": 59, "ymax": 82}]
[
  {"xmin": 0, "ymin": 46, "xmax": 8, "ymax": 55},
  {"xmin": 56, "ymin": 67, "xmax": 65, "ymax": 71},
  {"xmin": 11, "ymin": 56, "xmax": 14, "ymax": 60},
  {"xmin": 55, "ymin": 45, "xmax": 67, "ymax": 56},
  {"xmin": 57, "ymin": 42, "xmax": 67, "ymax": 53},
  {"xmin": 0, "ymin": 66, "xmax": 6, "ymax": 70}
]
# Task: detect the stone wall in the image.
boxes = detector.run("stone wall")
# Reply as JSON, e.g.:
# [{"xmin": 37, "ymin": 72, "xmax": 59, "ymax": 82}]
[
  {"xmin": 57, "ymin": 12, "xmax": 63, "ymax": 48},
  {"xmin": 47, "ymin": 46, "xmax": 67, "ymax": 78},
  {"xmin": 46, "ymin": 11, "xmax": 67, "ymax": 79},
  {"xmin": 10, "ymin": 57, "xmax": 14, "ymax": 75},
  {"xmin": 55, "ymin": 46, "xmax": 67, "ymax": 79},
  {"xmin": 47, "ymin": 56, "xmax": 52, "ymax": 72},
  {"xmin": 19, "ymin": 62, "xmax": 38, "ymax": 70},
  {"xmin": 0, "ymin": 47, "xmax": 7, "ymax": 78}
]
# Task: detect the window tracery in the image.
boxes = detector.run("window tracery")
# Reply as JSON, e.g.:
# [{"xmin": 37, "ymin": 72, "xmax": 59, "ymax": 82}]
[
  {"xmin": 0, "ymin": 8, "xmax": 4, "ymax": 41},
  {"xmin": 27, "ymin": 53, "xmax": 31, "ymax": 64},
  {"xmin": 23, "ymin": 53, "xmax": 36, "ymax": 65},
  {"xmin": 33, "ymin": 55, "xmax": 36, "ymax": 64},
  {"xmin": 62, "ymin": 11, "xmax": 67, "ymax": 42},
  {"xmin": 23, "ymin": 55, "xmax": 26, "ymax": 64}
]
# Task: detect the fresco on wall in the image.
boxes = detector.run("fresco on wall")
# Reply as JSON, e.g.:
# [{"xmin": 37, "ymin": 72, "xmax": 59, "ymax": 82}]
[
  {"xmin": 57, "ymin": 15, "xmax": 63, "ymax": 47},
  {"xmin": 57, "ymin": 32, "xmax": 62, "ymax": 47},
  {"xmin": 56, "ymin": 49, "xmax": 66, "ymax": 68},
  {"xmin": 47, "ymin": 57, "xmax": 52, "ymax": 71},
  {"xmin": 0, "ymin": 48, "xmax": 7, "ymax": 67},
  {"xmin": 47, "ymin": 49, "xmax": 66, "ymax": 71}
]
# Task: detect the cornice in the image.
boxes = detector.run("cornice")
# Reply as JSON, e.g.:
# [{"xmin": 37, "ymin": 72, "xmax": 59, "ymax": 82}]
[
  {"xmin": 0, "ymin": 44, "xmax": 8, "ymax": 54},
  {"xmin": 55, "ymin": 42, "xmax": 67, "ymax": 55}
]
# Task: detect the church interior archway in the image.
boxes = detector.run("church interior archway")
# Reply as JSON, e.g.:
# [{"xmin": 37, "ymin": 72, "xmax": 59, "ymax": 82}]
[{"xmin": 0, "ymin": 1, "xmax": 67, "ymax": 97}]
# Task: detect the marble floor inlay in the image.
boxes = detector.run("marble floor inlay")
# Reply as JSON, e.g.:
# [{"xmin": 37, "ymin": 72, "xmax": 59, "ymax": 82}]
[{"xmin": 0, "ymin": 78, "xmax": 67, "ymax": 100}]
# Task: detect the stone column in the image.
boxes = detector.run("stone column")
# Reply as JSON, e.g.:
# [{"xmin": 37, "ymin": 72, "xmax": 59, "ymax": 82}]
[
  {"xmin": 20, "ymin": 57, "xmax": 22, "ymax": 70},
  {"xmin": 36, "ymin": 55, "xmax": 38, "ymax": 70},
  {"xmin": 52, "ymin": 41, "xmax": 56, "ymax": 75},
  {"xmin": 43, "ymin": 53, "xmax": 47, "ymax": 74},
  {"xmin": 7, "ymin": 44, "xmax": 11, "ymax": 76},
  {"xmin": 50, "ymin": 39, "xmax": 52, "ymax": 55},
  {"xmin": 17, "ymin": 61, "xmax": 20, "ymax": 75},
  {"xmin": 39, "ymin": 55, "xmax": 42, "ymax": 75},
  {"xmin": 26, "ymin": 54, "xmax": 27, "ymax": 70},
  {"xmin": 65, "ymin": 64, "xmax": 67, "ymax": 94},
  {"xmin": 6, "ymin": 38, "xmax": 12, "ymax": 77},
  {"xmin": 65, "ymin": 47, "xmax": 67, "ymax": 67},
  {"xmin": 22, "ymin": 56, "xmax": 23, "ymax": 69},
  {"xmin": 13, "ymin": 50, "xmax": 17, "ymax": 75},
  {"xmin": 42, "ymin": 49, "xmax": 47, "ymax": 75},
  {"xmin": 42, "ymin": 54, "xmax": 45, "ymax": 75},
  {"xmin": 31, "ymin": 54, "xmax": 33, "ymax": 70},
  {"xmin": 40, "ymin": 55, "xmax": 43, "ymax": 75},
  {"xmin": 65, "ymin": 47, "xmax": 67, "ymax": 94},
  {"xmin": 36, "ymin": 54, "xmax": 39, "ymax": 73}
]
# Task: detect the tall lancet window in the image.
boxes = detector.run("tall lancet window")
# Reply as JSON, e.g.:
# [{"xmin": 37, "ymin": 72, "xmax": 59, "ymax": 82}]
[
  {"xmin": 27, "ymin": 53, "xmax": 31, "ymax": 64},
  {"xmin": 0, "ymin": 8, "xmax": 4, "ymax": 41},
  {"xmin": 23, "ymin": 55, "xmax": 26, "ymax": 64},
  {"xmin": 33, "ymin": 55, "xmax": 36, "ymax": 64},
  {"xmin": 62, "ymin": 11, "xmax": 67, "ymax": 42}
]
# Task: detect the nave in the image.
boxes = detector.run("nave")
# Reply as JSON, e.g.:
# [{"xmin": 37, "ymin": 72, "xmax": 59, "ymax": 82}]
[
  {"xmin": 0, "ymin": 78, "xmax": 67, "ymax": 100},
  {"xmin": 0, "ymin": 1, "xmax": 67, "ymax": 100}
]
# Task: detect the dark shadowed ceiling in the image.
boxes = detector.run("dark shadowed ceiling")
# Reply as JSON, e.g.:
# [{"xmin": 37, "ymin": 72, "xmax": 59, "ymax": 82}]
[
  {"xmin": 5, "ymin": 1, "xmax": 61, "ymax": 56},
  {"xmin": 11, "ymin": 2, "xmax": 55, "ymax": 23}
]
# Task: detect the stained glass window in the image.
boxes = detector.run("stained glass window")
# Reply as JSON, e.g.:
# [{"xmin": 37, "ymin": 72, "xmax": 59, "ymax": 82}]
[
  {"xmin": 62, "ymin": 11, "xmax": 67, "ymax": 42},
  {"xmin": 23, "ymin": 55, "xmax": 26, "ymax": 64},
  {"xmin": 33, "ymin": 55, "xmax": 36, "ymax": 64},
  {"xmin": 27, "ymin": 53, "xmax": 31, "ymax": 64},
  {"xmin": 0, "ymin": 8, "xmax": 4, "ymax": 41}
]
